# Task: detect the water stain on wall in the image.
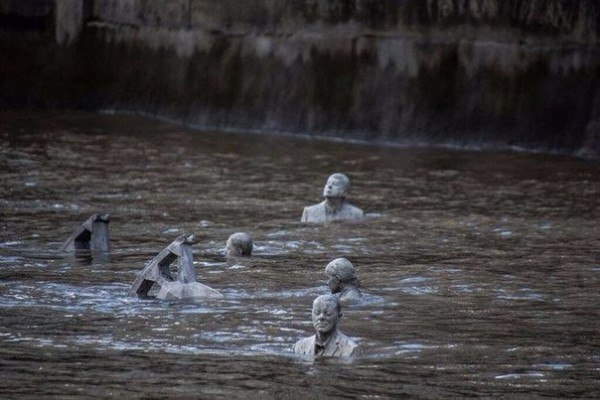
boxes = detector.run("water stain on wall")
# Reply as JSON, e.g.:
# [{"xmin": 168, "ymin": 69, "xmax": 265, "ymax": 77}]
[{"xmin": 0, "ymin": 0, "xmax": 598, "ymax": 157}]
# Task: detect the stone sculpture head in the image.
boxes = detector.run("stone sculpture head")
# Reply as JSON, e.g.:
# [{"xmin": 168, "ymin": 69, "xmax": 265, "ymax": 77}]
[
  {"xmin": 325, "ymin": 257, "xmax": 359, "ymax": 293},
  {"xmin": 311, "ymin": 294, "xmax": 342, "ymax": 335},
  {"xmin": 226, "ymin": 232, "xmax": 253, "ymax": 256},
  {"xmin": 322, "ymin": 173, "xmax": 351, "ymax": 199}
]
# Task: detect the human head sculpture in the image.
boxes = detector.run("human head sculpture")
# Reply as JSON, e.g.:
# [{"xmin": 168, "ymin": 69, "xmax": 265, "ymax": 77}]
[
  {"xmin": 311, "ymin": 294, "xmax": 342, "ymax": 336},
  {"xmin": 322, "ymin": 173, "xmax": 351, "ymax": 199},
  {"xmin": 325, "ymin": 257, "xmax": 359, "ymax": 294},
  {"xmin": 226, "ymin": 232, "xmax": 253, "ymax": 256}
]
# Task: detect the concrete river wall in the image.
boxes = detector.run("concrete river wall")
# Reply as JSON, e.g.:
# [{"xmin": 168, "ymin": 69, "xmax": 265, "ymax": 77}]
[{"xmin": 1, "ymin": 0, "xmax": 599, "ymax": 157}]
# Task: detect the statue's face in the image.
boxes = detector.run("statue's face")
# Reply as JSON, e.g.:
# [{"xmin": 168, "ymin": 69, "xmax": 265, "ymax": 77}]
[
  {"xmin": 323, "ymin": 175, "xmax": 347, "ymax": 198},
  {"xmin": 311, "ymin": 299, "xmax": 339, "ymax": 334},
  {"xmin": 327, "ymin": 273, "xmax": 341, "ymax": 294}
]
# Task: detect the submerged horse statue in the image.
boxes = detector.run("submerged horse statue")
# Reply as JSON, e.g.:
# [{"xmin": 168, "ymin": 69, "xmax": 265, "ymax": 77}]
[
  {"xmin": 60, "ymin": 213, "xmax": 111, "ymax": 252},
  {"xmin": 128, "ymin": 234, "xmax": 223, "ymax": 300}
]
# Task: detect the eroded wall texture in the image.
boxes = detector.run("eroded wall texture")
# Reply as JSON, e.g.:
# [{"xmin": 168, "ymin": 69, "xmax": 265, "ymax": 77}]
[{"xmin": 1, "ymin": 0, "xmax": 599, "ymax": 157}]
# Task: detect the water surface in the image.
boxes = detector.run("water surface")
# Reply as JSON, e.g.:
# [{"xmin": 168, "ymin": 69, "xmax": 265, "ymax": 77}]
[{"xmin": 0, "ymin": 111, "xmax": 598, "ymax": 398}]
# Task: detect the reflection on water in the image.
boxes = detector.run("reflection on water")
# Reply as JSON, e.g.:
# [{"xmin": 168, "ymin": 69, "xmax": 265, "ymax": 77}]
[{"xmin": 0, "ymin": 111, "xmax": 599, "ymax": 398}]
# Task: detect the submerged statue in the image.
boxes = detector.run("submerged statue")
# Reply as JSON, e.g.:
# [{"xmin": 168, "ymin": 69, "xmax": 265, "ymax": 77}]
[
  {"xmin": 325, "ymin": 258, "xmax": 362, "ymax": 304},
  {"xmin": 225, "ymin": 232, "xmax": 253, "ymax": 256},
  {"xmin": 128, "ymin": 234, "xmax": 222, "ymax": 300},
  {"xmin": 293, "ymin": 294, "xmax": 359, "ymax": 357},
  {"xmin": 301, "ymin": 173, "xmax": 363, "ymax": 223},
  {"xmin": 60, "ymin": 213, "xmax": 110, "ymax": 252}
]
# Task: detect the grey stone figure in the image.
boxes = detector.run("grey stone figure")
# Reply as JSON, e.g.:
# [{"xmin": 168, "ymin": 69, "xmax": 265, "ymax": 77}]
[
  {"xmin": 325, "ymin": 257, "xmax": 362, "ymax": 304},
  {"xmin": 225, "ymin": 232, "xmax": 253, "ymax": 256},
  {"xmin": 128, "ymin": 234, "xmax": 223, "ymax": 300},
  {"xmin": 301, "ymin": 173, "xmax": 363, "ymax": 223},
  {"xmin": 60, "ymin": 213, "xmax": 110, "ymax": 252},
  {"xmin": 293, "ymin": 294, "xmax": 359, "ymax": 358}
]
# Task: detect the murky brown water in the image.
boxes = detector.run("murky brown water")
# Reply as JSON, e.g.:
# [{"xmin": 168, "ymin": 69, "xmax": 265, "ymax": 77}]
[{"xmin": 0, "ymin": 110, "xmax": 599, "ymax": 398}]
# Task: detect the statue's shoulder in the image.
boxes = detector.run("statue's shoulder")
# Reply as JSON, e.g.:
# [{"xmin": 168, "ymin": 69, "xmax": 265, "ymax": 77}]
[
  {"xmin": 305, "ymin": 201, "xmax": 326, "ymax": 212},
  {"xmin": 301, "ymin": 201, "xmax": 326, "ymax": 223},
  {"xmin": 293, "ymin": 335, "xmax": 315, "ymax": 355},
  {"xmin": 334, "ymin": 330, "xmax": 360, "ymax": 356},
  {"xmin": 343, "ymin": 202, "xmax": 364, "ymax": 218},
  {"xmin": 340, "ymin": 287, "xmax": 362, "ymax": 304}
]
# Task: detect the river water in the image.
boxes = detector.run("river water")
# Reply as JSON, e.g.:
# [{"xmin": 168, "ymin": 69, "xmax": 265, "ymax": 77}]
[{"xmin": 0, "ymin": 111, "xmax": 598, "ymax": 398}]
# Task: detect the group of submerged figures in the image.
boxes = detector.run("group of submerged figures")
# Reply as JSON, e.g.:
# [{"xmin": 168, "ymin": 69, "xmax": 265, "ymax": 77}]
[{"xmin": 61, "ymin": 173, "xmax": 363, "ymax": 358}]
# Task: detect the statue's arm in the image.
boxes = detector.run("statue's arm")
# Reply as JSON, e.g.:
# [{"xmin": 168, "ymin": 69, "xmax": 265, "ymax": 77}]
[
  {"xmin": 292, "ymin": 339, "xmax": 303, "ymax": 354},
  {"xmin": 356, "ymin": 205, "xmax": 364, "ymax": 217},
  {"xmin": 350, "ymin": 343, "xmax": 362, "ymax": 357},
  {"xmin": 293, "ymin": 337, "xmax": 313, "ymax": 355},
  {"xmin": 301, "ymin": 207, "xmax": 308, "ymax": 222}
]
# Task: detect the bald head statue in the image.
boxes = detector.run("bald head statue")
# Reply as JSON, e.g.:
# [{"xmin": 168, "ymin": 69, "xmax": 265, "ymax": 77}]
[
  {"xmin": 292, "ymin": 294, "xmax": 359, "ymax": 357},
  {"xmin": 322, "ymin": 173, "xmax": 351, "ymax": 198},
  {"xmin": 325, "ymin": 258, "xmax": 362, "ymax": 303},
  {"xmin": 301, "ymin": 173, "xmax": 364, "ymax": 223},
  {"xmin": 226, "ymin": 232, "xmax": 253, "ymax": 256}
]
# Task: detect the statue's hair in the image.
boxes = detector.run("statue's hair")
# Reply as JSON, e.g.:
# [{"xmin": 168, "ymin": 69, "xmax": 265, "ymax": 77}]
[
  {"xmin": 313, "ymin": 294, "xmax": 341, "ymax": 314},
  {"xmin": 226, "ymin": 232, "xmax": 253, "ymax": 256},
  {"xmin": 328, "ymin": 173, "xmax": 351, "ymax": 190},
  {"xmin": 325, "ymin": 257, "xmax": 359, "ymax": 284}
]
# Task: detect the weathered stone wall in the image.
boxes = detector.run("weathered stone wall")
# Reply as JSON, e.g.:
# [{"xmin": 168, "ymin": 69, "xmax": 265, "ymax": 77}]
[
  {"xmin": 89, "ymin": 0, "xmax": 600, "ymax": 41},
  {"xmin": 1, "ymin": 0, "xmax": 599, "ymax": 157},
  {"xmin": 56, "ymin": 0, "xmax": 83, "ymax": 44}
]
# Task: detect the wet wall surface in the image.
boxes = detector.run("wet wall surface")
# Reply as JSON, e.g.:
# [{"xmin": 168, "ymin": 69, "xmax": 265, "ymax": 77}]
[{"xmin": 0, "ymin": 0, "xmax": 599, "ymax": 157}]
